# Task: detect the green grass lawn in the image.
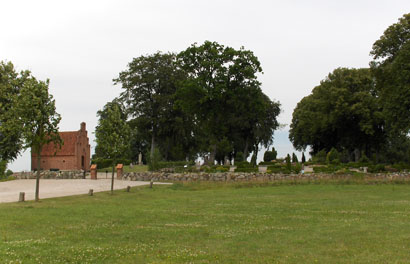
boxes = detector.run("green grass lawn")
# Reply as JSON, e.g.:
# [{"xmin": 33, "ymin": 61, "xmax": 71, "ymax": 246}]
[
  {"xmin": 1, "ymin": 182, "xmax": 410, "ymax": 263},
  {"xmin": 97, "ymin": 165, "xmax": 148, "ymax": 173}
]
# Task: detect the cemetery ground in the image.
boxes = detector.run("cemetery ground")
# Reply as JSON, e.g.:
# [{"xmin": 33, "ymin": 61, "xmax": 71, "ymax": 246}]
[{"xmin": 1, "ymin": 182, "xmax": 410, "ymax": 263}]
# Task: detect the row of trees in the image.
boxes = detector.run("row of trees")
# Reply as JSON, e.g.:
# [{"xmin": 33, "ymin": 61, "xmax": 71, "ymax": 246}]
[
  {"xmin": 0, "ymin": 61, "xmax": 61, "ymax": 200},
  {"xmin": 95, "ymin": 41, "xmax": 281, "ymax": 165},
  {"xmin": 289, "ymin": 13, "xmax": 410, "ymax": 163}
]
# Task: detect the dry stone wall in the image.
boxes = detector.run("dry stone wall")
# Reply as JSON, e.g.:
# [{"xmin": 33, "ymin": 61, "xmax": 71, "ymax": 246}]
[
  {"xmin": 14, "ymin": 170, "xmax": 85, "ymax": 179},
  {"xmin": 122, "ymin": 171, "xmax": 410, "ymax": 182}
]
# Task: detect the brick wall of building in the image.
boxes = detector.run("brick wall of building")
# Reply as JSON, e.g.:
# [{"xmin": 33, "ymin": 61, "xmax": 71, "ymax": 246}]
[{"xmin": 31, "ymin": 122, "xmax": 91, "ymax": 171}]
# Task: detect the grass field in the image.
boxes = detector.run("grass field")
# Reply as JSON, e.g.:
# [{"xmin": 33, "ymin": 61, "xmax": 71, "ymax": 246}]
[{"xmin": 1, "ymin": 182, "xmax": 410, "ymax": 263}]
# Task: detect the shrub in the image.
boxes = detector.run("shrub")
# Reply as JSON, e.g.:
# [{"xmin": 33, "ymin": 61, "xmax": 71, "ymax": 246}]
[
  {"xmin": 259, "ymin": 161, "xmax": 277, "ymax": 166},
  {"xmin": 293, "ymin": 163, "xmax": 302, "ymax": 174},
  {"xmin": 368, "ymin": 164, "xmax": 386, "ymax": 173},
  {"xmin": 157, "ymin": 161, "xmax": 195, "ymax": 169},
  {"xmin": 215, "ymin": 166, "xmax": 229, "ymax": 172},
  {"xmin": 6, "ymin": 169, "xmax": 13, "ymax": 177},
  {"xmin": 0, "ymin": 160, "xmax": 7, "ymax": 179},
  {"xmin": 91, "ymin": 158, "xmax": 131, "ymax": 169},
  {"xmin": 359, "ymin": 151, "xmax": 370, "ymax": 164},
  {"xmin": 285, "ymin": 154, "xmax": 291, "ymax": 171},
  {"xmin": 147, "ymin": 148, "xmax": 162, "ymax": 171},
  {"xmin": 235, "ymin": 167, "xmax": 258, "ymax": 173},
  {"xmin": 235, "ymin": 152, "xmax": 244, "ymax": 162},
  {"xmin": 235, "ymin": 161, "xmax": 252, "ymax": 168},
  {"xmin": 326, "ymin": 148, "xmax": 340, "ymax": 164},
  {"xmin": 263, "ymin": 148, "xmax": 277, "ymax": 162},
  {"xmin": 312, "ymin": 149, "xmax": 327, "ymax": 164}
]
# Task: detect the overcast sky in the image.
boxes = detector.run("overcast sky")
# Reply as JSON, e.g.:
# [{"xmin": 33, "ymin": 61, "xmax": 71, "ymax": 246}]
[{"xmin": 2, "ymin": 0, "xmax": 409, "ymax": 171}]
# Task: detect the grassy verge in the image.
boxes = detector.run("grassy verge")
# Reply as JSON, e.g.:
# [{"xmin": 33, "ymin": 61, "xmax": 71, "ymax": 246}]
[
  {"xmin": 1, "ymin": 183, "xmax": 410, "ymax": 263},
  {"xmin": 0, "ymin": 175, "xmax": 16, "ymax": 182},
  {"xmin": 97, "ymin": 165, "xmax": 148, "ymax": 173}
]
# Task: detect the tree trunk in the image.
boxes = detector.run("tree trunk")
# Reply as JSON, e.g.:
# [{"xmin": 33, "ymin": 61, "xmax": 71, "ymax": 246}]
[
  {"xmin": 243, "ymin": 138, "xmax": 249, "ymax": 161},
  {"xmin": 209, "ymin": 144, "xmax": 217, "ymax": 165},
  {"xmin": 150, "ymin": 132, "xmax": 155, "ymax": 159},
  {"xmin": 111, "ymin": 165, "xmax": 115, "ymax": 195},
  {"xmin": 35, "ymin": 149, "xmax": 41, "ymax": 202}
]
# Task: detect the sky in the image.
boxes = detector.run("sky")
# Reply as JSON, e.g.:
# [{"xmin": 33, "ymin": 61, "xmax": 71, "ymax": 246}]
[{"xmin": 2, "ymin": 0, "xmax": 409, "ymax": 171}]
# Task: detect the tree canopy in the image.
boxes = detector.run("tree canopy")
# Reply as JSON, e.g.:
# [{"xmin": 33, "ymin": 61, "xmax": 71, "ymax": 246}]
[
  {"xmin": 17, "ymin": 76, "xmax": 61, "ymax": 201},
  {"xmin": 0, "ymin": 61, "xmax": 30, "ymax": 161},
  {"xmin": 177, "ymin": 41, "xmax": 280, "ymax": 163},
  {"xmin": 370, "ymin": 13, "xmax": 410, "ymax": 136},
  {"xmin": 108, "ymin": 42, "xmax": 281, "ymax": 165},
  {"xmin": 289, "ymin": 68, "xmax": 385, "ymax": 160}
]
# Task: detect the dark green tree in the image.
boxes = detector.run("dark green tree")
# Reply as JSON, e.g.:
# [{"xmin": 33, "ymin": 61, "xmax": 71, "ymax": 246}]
[
  {"xmin": 17, "ymin": 77, "xmax": 62, "ymax": 201},
  {"xmin": 289, "ymin": 68, "xmax": 385, "ymax": 161},
  {"xmin": 301, "ymin": 152, "xmax": 306, "ymax": 163},
  {"xmin": 263, "ymin": 147, "xmax": 277, "ymax": 162},
  {"xmin": 177, "ymin": 41, "xmax": 280, "ymax": 163},
  {"xmin": 95, "ymin": 100, "xmax": 131, "ymax": 194},
  {"xmin": 370, "ymin": 13, "xmax": 410, "ymax": 136},
  {"xmin": 114, "ymin": 52, "xmax": 189, "ymax": 160},
  {"xmin": 292, "ymin": 153, "xmax": 298, "ymax": 163},
  {"xmin": 285, "ymin": 154, "xmax": 291, "ymax": 172}
]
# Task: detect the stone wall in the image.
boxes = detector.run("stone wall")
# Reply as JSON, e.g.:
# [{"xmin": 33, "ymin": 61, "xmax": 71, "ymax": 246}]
[
  {"xmin": 14, "ymin": 170, "xmax": 85, "ymax": 179},
  {"xmin": 122, "ymin": 171, "xmax": 410, "ymax": 182}
]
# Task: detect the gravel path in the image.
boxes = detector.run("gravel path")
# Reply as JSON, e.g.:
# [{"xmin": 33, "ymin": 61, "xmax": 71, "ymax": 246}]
[{"xmin": 0, "ymin": 179, "xmax": 167, "ymax": 203}]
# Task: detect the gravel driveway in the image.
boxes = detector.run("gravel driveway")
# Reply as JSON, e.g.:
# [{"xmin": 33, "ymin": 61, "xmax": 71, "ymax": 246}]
[{"xmin": 0, "ymin": 178, "xmax": 166, "ymax": 203}]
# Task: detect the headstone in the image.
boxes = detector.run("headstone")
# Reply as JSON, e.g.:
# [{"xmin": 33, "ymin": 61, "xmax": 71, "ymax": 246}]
[
  {"xmin": 195, "ymin": 161, "xmax": 201, "ymax": 170},
  {"xmin": 116, "ymin": 164, "xmax": 124, "ymax": 179},
  {"xmin": 138, "ymin": 152, "xmax": 142, "ymax": 165},
  {"xmin": 258, "ymin": 166, "xmax": 268, "ymax": 173},
  {"xmin": 363, "ymin": 167, "xmax": 368, "ymax": 173},
  {"xmin": 130, "ymin": 163, "xmax": 133, "ymax": 168},
  {"xmin": 19, "ymin": 192, "xmax": 25, "ymax": 202},
  {"xmin": 90, "ymin": 164, "xmax": 97, "ymax": 180},
  {"xmin": 229, "ymin": 166, "xmax": 237, "ymax": 172},
  {"xmin": 225, "ymin": 159, "xmax": 230, "ymax": 166}
]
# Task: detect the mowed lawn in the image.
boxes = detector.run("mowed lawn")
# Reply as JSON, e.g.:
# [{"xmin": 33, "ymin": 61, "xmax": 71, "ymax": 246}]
[{"xmin": 1, "ymin": 183, "xmax": 410, "ymax": 263}]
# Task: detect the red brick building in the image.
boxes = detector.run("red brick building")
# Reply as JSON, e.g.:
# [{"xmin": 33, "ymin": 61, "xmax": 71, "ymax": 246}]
[{"xmin": 31, "ymin": 122, "xmax": 91, "ymax": 171}]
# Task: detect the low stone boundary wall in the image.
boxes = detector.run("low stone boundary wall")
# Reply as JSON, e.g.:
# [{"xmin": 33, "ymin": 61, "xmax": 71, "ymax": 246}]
[
  {"xmin": 123, "ymin": 172, "xmax": 410, "ymax": 182},
  {"xmin": 14, "ymin": 170, "xmax": 85, "ymax": 179}
]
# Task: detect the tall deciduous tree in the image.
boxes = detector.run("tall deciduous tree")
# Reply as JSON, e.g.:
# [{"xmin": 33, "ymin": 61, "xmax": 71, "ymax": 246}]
[
  {"xmin": 17, "ymin": 77, "xmax": 61, "ymax": 201},
  {"xmin": 114, "ymin": 52, "xmax": 186, "ymax": 160},
  {"xmin": 177, "ymin": 41, "xmax": 280, "ymax": 163},
  {"xmin": 289, "ymin": 68, "xmax": 385, "ymax": 161},
  {"xmin": 370, "ymin": 13, "xmax": 410, "ymax": 136},
  {"xmin": 0, "ymin": 61, "xmax": 30, "ymax": 162},
  {"xmin": 95, "ymin": 100, "xmax": 131, "ymax": 193}
]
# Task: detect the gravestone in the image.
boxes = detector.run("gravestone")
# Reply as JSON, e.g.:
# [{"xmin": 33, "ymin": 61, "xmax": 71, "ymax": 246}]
[
  {"xmin": 258, "ymin": 165, "xmax": 268, "ymax": 173},
  {"xmin": 138, "ymin": 152, "xmax": 142, "ymax": 165},
  {"xmin": 225, "ymin": 158, "xmax": 230, "ymax": 166},
  {"xmin": 229, "ymin": 166, "xmax": 236, "ymax": 172},
  {"xmin": 196, "ymin": 161, "xmax": 201, "ymax": 170}
]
